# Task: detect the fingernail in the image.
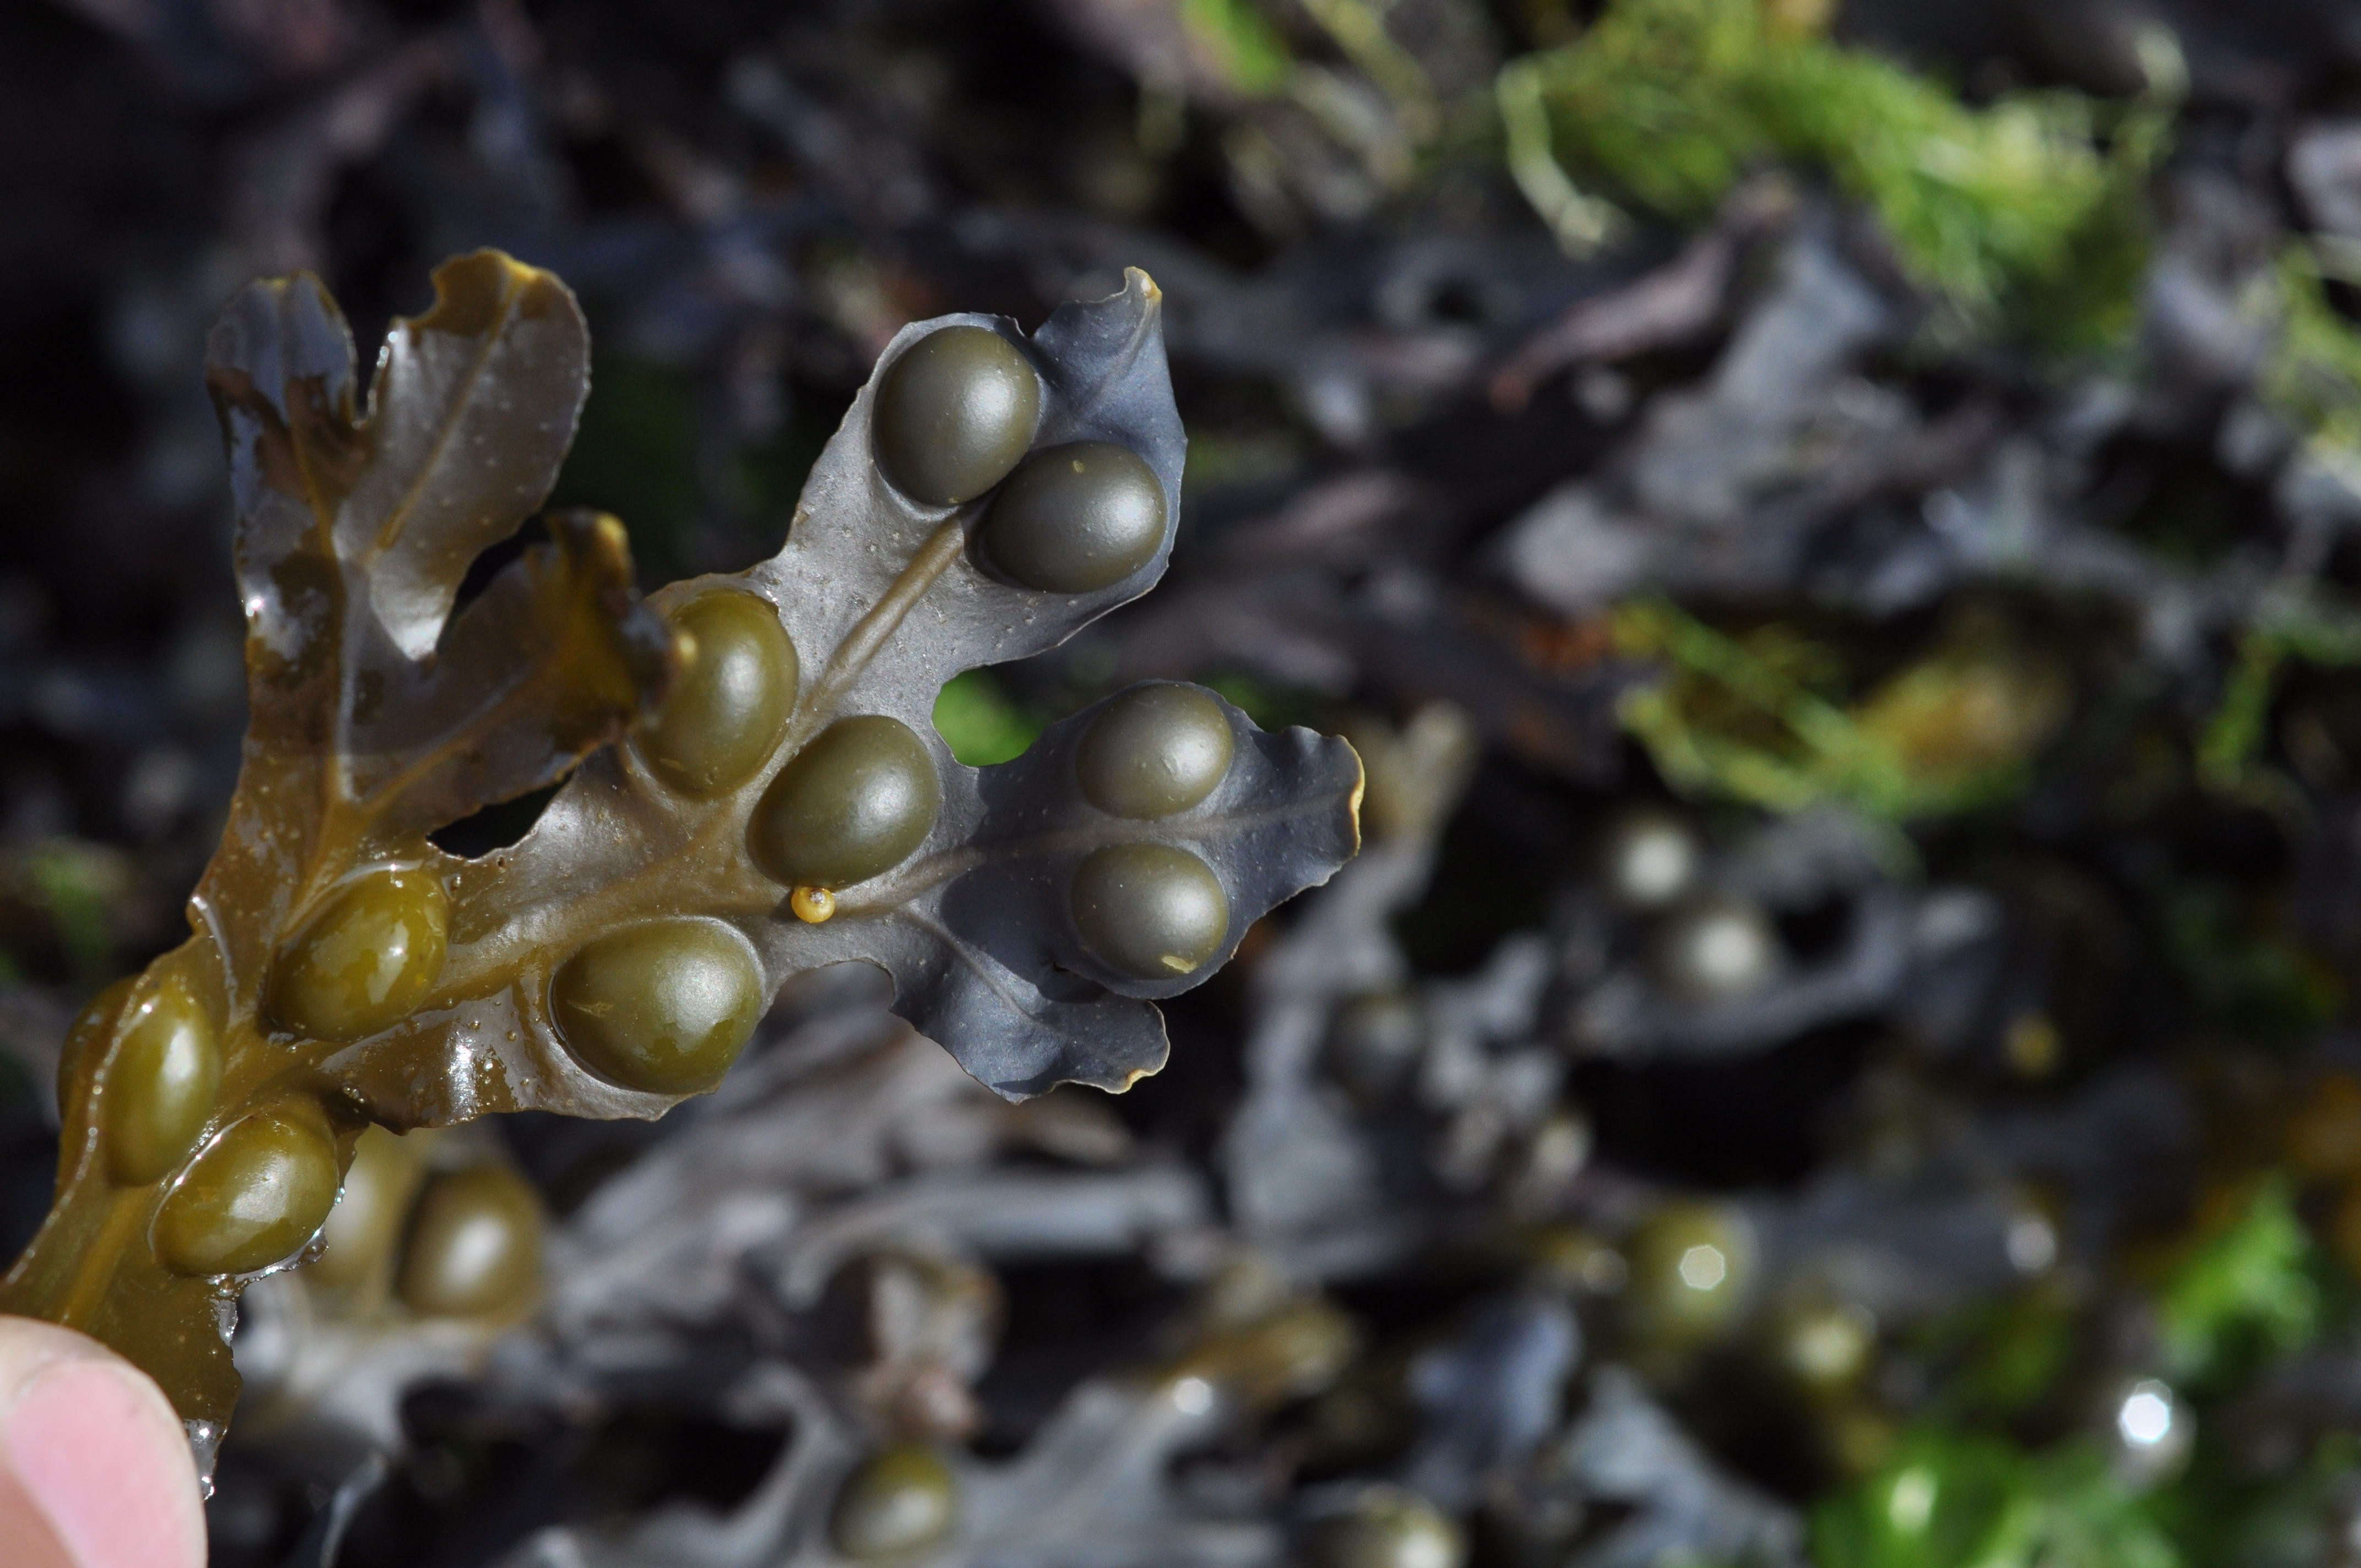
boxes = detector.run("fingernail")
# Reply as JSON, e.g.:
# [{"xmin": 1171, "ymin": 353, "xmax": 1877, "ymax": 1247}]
[{"xmin": 1, "ymin": 1358, "xmax": 204, "ymax": 1568}]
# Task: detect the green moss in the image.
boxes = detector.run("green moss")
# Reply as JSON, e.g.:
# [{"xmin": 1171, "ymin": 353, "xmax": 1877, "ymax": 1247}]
[
  {"xmin": 2260, "ymin": 246, "xmax": 2361, "ymax": 476},
  {"xmin": 18, "ymin": 839, "xmax": 129, "ymax": 984},
  {"xmin": 1511, "ymin": 0, "xmax": 2164, "ymax": 342},
  {"xmin": 932, "ymin": 669, "xmax": 1046, "ymax": 766},
  {"xmin": 1204, "ymin": 671, "xmax": 1320, "ymax": 734},
  {"xmin": 2151, "ymin": 1432, "xmax": 2361, "ymax": 1568},
  {"xmin": 1814, "ymin": 1430, "xmax": 2178, "ymax": 1568},
  {"xmin": 2195, "ymin": 632, "xmax": 2286, "ymax": 790},
  {"xmin": 1611, "ymin": 600, "xmax": 2065, "ymax": 821},
  {"xmin": 1930, "ymin": 1286, "xmax": 2080, "ymax": 1424},
  {"xmin": 2164, "ymin": 890, "xmax": 2342, "ymax": 1045},
  {"xmin": 2153, "ymin": 1175, "xmax": 2324, "ymax": 1388},
  {"xmin": 2194, "ymin": 592, "xmax": 2361, "ymax": 791},
  {"xmin": 1180, "ymin": 0, "xmax": 1294, "ymax": 97}
]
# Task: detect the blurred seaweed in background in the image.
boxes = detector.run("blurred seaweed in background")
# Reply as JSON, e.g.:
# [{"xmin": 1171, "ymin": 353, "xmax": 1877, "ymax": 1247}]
[{"xmin": 19, "ymin": 0, "xmax": 2361, "ymax": 1562}]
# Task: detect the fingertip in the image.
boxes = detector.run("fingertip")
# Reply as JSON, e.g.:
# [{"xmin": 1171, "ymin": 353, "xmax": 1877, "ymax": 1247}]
[{"xmin": 0, "ymin": 1318, "xmax": 208, "ymax": 1568}]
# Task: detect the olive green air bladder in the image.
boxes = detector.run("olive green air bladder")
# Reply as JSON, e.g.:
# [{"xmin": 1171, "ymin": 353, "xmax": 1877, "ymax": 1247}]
[
  {"xmin": 100, "ymin": 973, "xmax": 222, "ymax": 1188},
  {"xmin": 1076, "ymin": 683, "xmax": 1233, "ymax": 819},
  {"xmin": 394, "ymin": 1163, "xmax": 545, "ymax": 1319},
  {"xmin": 1302, "ymin": 1489, "xmax": 1467, "ymax": 1568},
  {"xmin": 1071, "ymin": 843, "xmax": 1231, "ymax": 980},
  {"xmin": 1624, "ymin": 1199, "xmax": 1758, "ymax": 1353},
  {"xmin": 153, "ymin": 1104, "xmax": 342, "ymax": 1278},
  {"xmin": 832, "ymin": 1444, "xmax": 961, "ymax": 1558},
  {"xmin": 269, "ymin": 869, "xmax": 452, "ymax": 1042},
  {"xmin": 983, "ymin": 441, "xmax": 1168, "ymax": 593},
  {"xmin": 750, "ymin": 715, "xmax": 943, "ymax": 891},
  {"xmin": 304, "ymin": 1124, "xmax": 545, "ymax": 1322},
  {"xmin": 0, "ymin": 250, "xmax": 1362, "ymax": 1440},
  {"xmin": 639, "ymin": 590, "xmax": 801, "ymax": 797},
  {"xmin": 551, "ymin": 919, "xmax": 769, "ymax": 1096}
]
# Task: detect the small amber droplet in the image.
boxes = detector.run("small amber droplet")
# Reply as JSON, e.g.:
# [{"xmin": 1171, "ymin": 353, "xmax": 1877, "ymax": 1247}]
[{"xmin": 791, "ymin": 886, "xmax": 836, "ymax": 923}]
